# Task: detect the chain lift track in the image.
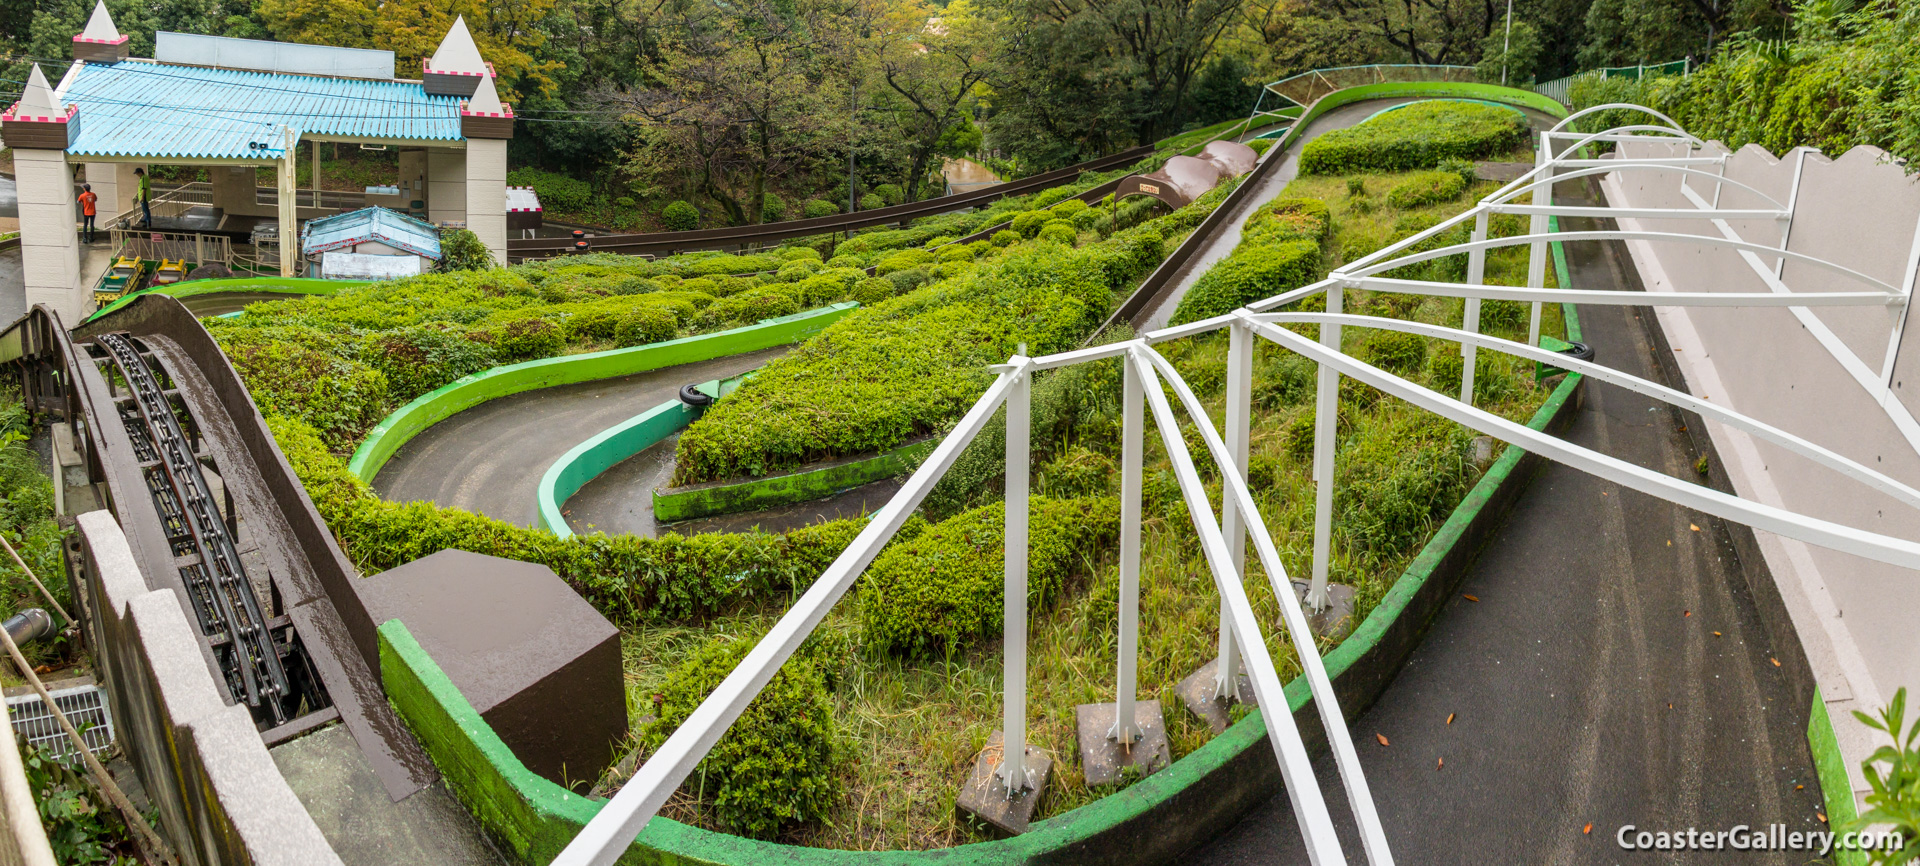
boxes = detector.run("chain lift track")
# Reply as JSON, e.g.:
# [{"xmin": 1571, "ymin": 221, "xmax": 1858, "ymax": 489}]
[{"xmin": 93, "ymin": 332, "xmax": 297, "ymax": 727}]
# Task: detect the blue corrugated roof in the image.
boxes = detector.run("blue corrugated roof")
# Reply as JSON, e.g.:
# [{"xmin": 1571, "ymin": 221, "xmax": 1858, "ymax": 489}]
[
  {"xmin": 302, "ymin": 206, "xmax": 442, "ymax": 259},
  {"xmin": 62, "ymin": 60, "xmax": 463, "ymax": 160}
]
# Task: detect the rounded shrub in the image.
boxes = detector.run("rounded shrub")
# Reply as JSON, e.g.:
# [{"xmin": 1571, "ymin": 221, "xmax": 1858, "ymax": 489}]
[
  {"xmin": 776, "ymin": 261, "xmax": 820, "ymax": 282},
  {"xmin": 874, "ymin": 248, "xmax": 935, "ymax": 276},
  {"xmin": 967, "ymin": 240, "xmax": 994, "ymax": 258},
  {"xmin": 1362, "ymin": 329, "xmax": 1428, "ymax": 374},
  {"xmin": 858, "ymin": 193, "xmax": 884, "ymax": 211},
  {"xmin": 639, "ymin": 635, "xmax": 837, "ymax": 840},
  {"xmin": 860, "ymin": 497, "xmax": 1119, "ymax": 658},
  {"xmin": 762, "ymin": 193, "xmax": 787, "ymax": 223},
  {"xmin": 488, "ymin": 318, "xmax": 564, "ymax": 363},
  {"xmin": 661, "ymin": 200, "xmax": 700, "ymax": 231},
  {"xmin": 780, "ymin": 246, "xmax": 824, "ymax": 263},
  {"xmin": 873, "ymin": 183, "xmax": 905, "ymax": 206},
  {"xmin": 795, "ymin": 274, "xmax": 847, "ymax": 306},
  {"xmin": 1038, "ymin": 220, "xmax": 1078, "ymax": 245},
  {"xmin": 1170, "ymin": 240, "xmax": 1321, "ymax": 326},
  {"xmin": 609, "ymin": 276, "xmax": 658, "ymax": 296},
  {"xmin": 991, "ymin": 229, "xmax": 1021, "ymax": 247},
  {"xmin": 563, "ymin": 309, "xmax": 621, "ymax": 343},
  {"xmin": 1049, "ymin": 199, "xmax": 1089, "ymax": 219},
  {"xmin": 938, "ymin": 244, "xmax": 977, "ymax": 263},
  {"xmin": 616, "ymin": 306, "xmax": 678, "ymax": 347},
  {"xmin": 803, "ymin": 199, "xmax": 840, "ymax": 219},
  {"xmin": 885, "ymin": 268, "xmax": 928, "ymax": 294},
  {"xmin": 851, "ymin": 277, "xmax": 895, "ymax": 305},
  {"xmin": 1010, "ymin": 211, "xmax": 1050, "ymax": 238}
]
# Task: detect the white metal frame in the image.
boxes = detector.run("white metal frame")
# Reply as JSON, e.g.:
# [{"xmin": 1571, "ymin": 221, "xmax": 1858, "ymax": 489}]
[{"xmin": 554, "ymin": 105, "xmax": 1920, "ymax": 866}]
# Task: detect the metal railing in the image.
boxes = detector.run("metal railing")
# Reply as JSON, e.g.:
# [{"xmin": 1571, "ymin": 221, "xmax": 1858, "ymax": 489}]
[
  {"xmin": 108, "ymin": 229, "xmax": 231, "ymax": 269},
  {"xmin": 108, "ymin": 180, "xmax": 212, "ymax": 230},
  {"xmin": 254, "ymin": 186, "xmax": 365, "ymax": 211},
  {"xmin": 1260, "ymin": 64, "xmax": 1477, "ymax": 111},
  {"xmin": 553, "ymin": 104, "xmax": 1920, "ymax": 864},
  {"xmin": 1532, "ymin": 59, "xmax": 1690, "ymax": 105}
]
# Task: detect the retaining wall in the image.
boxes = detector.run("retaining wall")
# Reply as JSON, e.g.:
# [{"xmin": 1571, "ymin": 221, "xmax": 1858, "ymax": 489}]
[
  {"xmin": 71, "ymin": 511, "xmax": 338, "ymax": 866},
  {"xmin": 1602, "ymin": 139, "xmax": 1920, "ymax": 821}
]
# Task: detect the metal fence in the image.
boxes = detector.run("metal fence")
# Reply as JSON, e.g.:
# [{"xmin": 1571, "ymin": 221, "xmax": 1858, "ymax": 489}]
[
  {"xmin": 1533, "ymin": 59, "xmax": 1690, "ymax": 105},
  {"xmin": 108, "ymin": 228, "xmax": 231, "ymax": 268},
  {"xmin": 549, "ymin": 103, "xmax": 1920, "ymax": 864}
]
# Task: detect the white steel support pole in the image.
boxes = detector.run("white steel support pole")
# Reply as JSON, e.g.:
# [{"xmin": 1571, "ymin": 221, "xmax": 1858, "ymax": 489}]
[
  {"xmin": 1111, "ymin": 357, "xmax": 1144, "ymax": 746},
  {"xmin": 1308, "ymin": 288, "xmax": 1342, "ymax": 611},
  {"xmin": 1527, "ymin": 132, "xmax": 1551, "ymax": 346},
  {"xmin": 1213, "ymin": 322, "xmax": 1254, "ymax": 700},
  {"xmin": 1777, "ymin": 148, "xmax": 1811, "ymax": 280},
  {"xmin": 1460, "ymin": 212, "xmax": 1489, "ymax": 404},
  {"xmin": 999, "ymin": 362, "xmax": 1032, "ymax": 794}
]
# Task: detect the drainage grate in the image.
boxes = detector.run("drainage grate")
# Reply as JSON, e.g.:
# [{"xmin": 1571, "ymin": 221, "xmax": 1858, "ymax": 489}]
[{"xmin": 6, "ymin": 684, "xmax": 116, "ymax": 760}]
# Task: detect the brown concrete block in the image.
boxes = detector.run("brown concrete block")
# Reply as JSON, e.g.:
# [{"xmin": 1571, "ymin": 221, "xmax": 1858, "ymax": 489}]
[
  {"xmin": 358, "ymin": 549, "xmax": 623, "ymax": 788},
  {"xmin": 1074, "ymin": 699, "xmax": 1171, "ymax": 788},
  {"xmin": 955, "ymin": 730, "xmax": 1051, "ymax": 836}
]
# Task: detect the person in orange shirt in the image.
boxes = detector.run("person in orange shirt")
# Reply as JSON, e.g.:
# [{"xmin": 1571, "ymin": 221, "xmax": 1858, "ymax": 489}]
[{"xmin": 78, "ymin": 184, "xmax": 98, "ymax": 243}]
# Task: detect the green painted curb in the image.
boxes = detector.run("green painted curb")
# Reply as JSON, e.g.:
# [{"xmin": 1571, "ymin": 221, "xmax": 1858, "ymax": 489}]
[
  {"xmin": 650, "ymin": 439, "xmax": 937, "ymax": 524},
  {"xmin": 1808, "ymin": 689, "xmax": 1867, "ymax": 866},
  {"xmin": 380, "ymin": 342, "xmax": 1585, "ymax": 866},
  {"xmin": 536, "ymin": 373, "xmax": 754, "ymax": 539},
  {"xmin": 347, "ymin": 303, "xmax": 859, "ymax": 485},
  {"xmin": 87, "ymin": 276, "xmax": 351, "ymax": 321}
]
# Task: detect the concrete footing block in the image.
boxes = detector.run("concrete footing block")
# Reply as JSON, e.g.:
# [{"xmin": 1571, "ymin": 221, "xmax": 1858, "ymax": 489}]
[
  {"xmin": 955, "ymin": 730, "xmax": 1051, "ymax": 836},
  {"xmin": 1074, "ymin": 699, "xmax": 1171, "ymax": 788},
  {"xmin": 1176, "ymin": 658, "xmax": 1256, "ymax": 735},
  {"xmin": 1291, "ymin": 580, "xmax": 1358, "ymax": 642}
]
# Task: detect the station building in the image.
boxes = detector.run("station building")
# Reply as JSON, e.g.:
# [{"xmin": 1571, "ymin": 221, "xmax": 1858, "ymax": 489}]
[{"xmin": 0, "ymin": 2, "xmax": 513, "ymax": 321}]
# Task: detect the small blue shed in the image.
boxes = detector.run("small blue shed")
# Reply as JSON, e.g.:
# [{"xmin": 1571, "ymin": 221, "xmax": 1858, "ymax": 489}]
[{"xmin": 301, "ymin": 206, "xmax": 443, "ymax": 279}]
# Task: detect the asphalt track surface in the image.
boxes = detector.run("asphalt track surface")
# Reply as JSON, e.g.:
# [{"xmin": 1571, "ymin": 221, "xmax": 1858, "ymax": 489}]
[
  {"xmin": 372, "ymin": 346, "xmax": 791, "ymax": 528},
  {"xmin": 1188, "ymin": 180, "xmax": 1829, "ymax": 864}
]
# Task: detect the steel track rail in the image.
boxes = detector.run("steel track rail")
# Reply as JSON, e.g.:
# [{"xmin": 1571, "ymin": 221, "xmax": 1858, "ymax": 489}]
[{"xmin": 95, "ymin": 332, "xmax": 291, "ymax": 725}]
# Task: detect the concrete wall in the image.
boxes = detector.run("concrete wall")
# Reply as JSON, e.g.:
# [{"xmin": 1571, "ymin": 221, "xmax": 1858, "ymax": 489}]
[
  {"xmin": 13, "ymin": 149, "xmax": 83, "ymax": 321},
  {"xmin": 465, "ymin": 138, "xmax": 506, "ymax": 264},
  {"xmin": 72, "ymin": 510, "xmax": 340, "ymax": 866},
  {"xmin": 426, "ymin": 148, "xmax": 465, "ymax": 228},
  {"xmin": 1600, "ymin": 139, "xmax": 1920, "ymax": 814}
]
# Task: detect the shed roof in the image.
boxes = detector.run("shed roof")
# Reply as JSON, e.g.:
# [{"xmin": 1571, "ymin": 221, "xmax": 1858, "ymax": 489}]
[
  {"xmin": 61, "ymin": 59, "xmax": 463, "ymax": 161},
  {"xmin": 302, "ymin": 207, "xmax": 443, "ymax": 259}
]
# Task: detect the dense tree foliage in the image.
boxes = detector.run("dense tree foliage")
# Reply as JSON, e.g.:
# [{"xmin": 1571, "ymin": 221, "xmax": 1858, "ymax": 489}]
[{"xmin": 1, "ymin": 0, "xmax": 1859, "ymax": 228}]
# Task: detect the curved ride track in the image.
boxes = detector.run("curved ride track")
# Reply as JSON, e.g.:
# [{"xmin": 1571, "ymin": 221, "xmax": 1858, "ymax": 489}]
[
  {"xmin": 372, "ymin": 347, "xmax": 793, "ymax": 530},
  {"xmin": 1189, "ymin": 176, "xmax": 1827, "ymax": 864},
  {"xmin": 1130, "ymin": 99, "xmax": 1562, "ymax": 332},
  {"xmin": 376, "ymin": 95, "xmax": 1527, "ymax": 540}
]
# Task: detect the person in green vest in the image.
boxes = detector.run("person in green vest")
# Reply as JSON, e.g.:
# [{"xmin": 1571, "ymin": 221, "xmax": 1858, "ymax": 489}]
[{"xmin": 135, "ymin": 167, "xmax": 151, "ymax": 228}]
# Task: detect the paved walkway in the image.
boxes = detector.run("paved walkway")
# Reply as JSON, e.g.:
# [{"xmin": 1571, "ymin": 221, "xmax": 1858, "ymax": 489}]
[{"xmin": 1188, "ymin": 181, "xmax": 1829, "ymax": 863}]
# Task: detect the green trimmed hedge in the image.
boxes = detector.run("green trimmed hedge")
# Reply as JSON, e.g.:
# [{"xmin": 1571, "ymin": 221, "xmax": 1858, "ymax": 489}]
[
  {"xmin": 1300, "ymin": 101, "xmax": 1528, "ymax": 175},
  {"xmin": 860, "ymin": 497, "xmax": 1119, "ymax": 658},
  {"xmin": 1385, "ymin": 171, "xmax": 1468, "ymax": 209},
  {"xmin": 671, "ymin": 217, "xmax": 1174, "ymax": 485},
  {"xmin": 638, "ymin": 635, "xmax": 839, "ymax": 839},
  {"xmin": 1169, "ymin": 197, "xmax": 1333, "ymax": 326}
]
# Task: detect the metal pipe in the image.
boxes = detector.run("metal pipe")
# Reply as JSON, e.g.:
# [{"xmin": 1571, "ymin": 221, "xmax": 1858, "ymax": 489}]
[{"xmin": 3, "ymin": 609, "xmax": 54, "ymax": 646}]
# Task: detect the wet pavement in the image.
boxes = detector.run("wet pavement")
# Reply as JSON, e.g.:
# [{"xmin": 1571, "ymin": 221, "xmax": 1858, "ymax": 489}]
[
  {"xmin": 1187, "ymin": 178, "xmax": 1828, "ymax": 864},
  {"xmin": 372, "ymin": 347, "xmax": 791, "ymax": 528}
]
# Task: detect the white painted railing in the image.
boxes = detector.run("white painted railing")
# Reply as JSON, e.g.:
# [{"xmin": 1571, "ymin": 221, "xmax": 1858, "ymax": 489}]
[{"xmin": 554, "ymin": 104, "xmax": 1920, "ymax": 865}]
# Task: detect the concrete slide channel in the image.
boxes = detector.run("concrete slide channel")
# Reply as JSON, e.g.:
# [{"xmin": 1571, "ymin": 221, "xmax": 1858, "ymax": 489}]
[{"xmin": 1190, "ymin": 175, "xmax": 1829, "ymax": 863}]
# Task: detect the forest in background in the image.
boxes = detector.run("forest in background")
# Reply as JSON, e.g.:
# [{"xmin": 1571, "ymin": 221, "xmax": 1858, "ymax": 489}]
[{"xmin": 2, "ymin": 0, "xmax": 1802, "ymax": 230}]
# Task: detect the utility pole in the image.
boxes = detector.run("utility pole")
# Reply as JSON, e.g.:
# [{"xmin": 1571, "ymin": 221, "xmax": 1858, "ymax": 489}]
[
  {"xmin": 1501, "ymin": 0, "xmax": 1514, "ymax": 86},
  {"xmin": 848, "ymin": 78, "xmax": 859, "ymax": 214}
]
